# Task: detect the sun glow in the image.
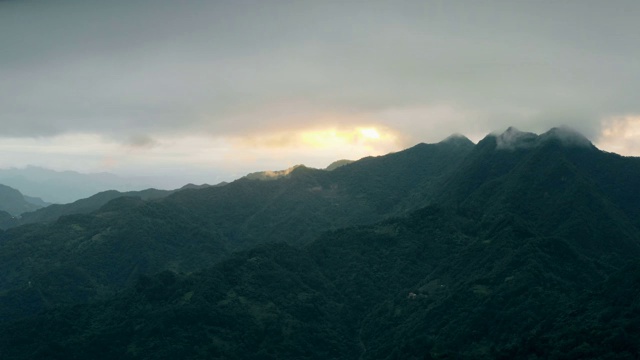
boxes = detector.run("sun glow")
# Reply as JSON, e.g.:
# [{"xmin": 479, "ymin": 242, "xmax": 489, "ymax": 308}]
[
  {"xmin": 359, "ymin": 127, "xmax": 381, "ymax": 140},
  {"xmin": 0, "ymin": 124, "xmax": 406, "ymax": 190},
  {"xmin": 230, "ymin": 125, "xmax": 404, "ymax": 170},
  {"xmin": 299, "ymin": 126, "xmax": 392, "ymax": 149}
]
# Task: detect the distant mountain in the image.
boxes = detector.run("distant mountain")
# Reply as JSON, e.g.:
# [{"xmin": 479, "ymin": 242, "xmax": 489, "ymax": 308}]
[
  {"xmin": 0, "ymin": 166, "xmax": 152, "ymax": 204},
  {"xmin": 4, "ymin": 183, "xmax": 226, "ymax": 229},
  {"xmin": 180, "ymin": 183, "xmax": 216, "ymax": 190},
  {"xmin": 22, "ymin": 195, "xmax": 50, "ymax": 208},
  {"xmin": 15, "ymin": 188, "xmax": 176, "ymax": 226},
  {"xmin": 1, "ymin": 127, "xmax": 640, "ymax": 359},
  {"xmin": 0, "ymin": 184, "xmax": 45, "ymax": 217}
]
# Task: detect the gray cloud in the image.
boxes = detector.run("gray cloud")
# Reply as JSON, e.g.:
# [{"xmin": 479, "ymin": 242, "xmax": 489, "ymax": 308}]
[
  {"xmin": 1, "ymin": 0, "xmax": 639, "ymax": 142},
  {"xmin": 125, "ymin": 134, "xmax": 157, "ymax": 149}
]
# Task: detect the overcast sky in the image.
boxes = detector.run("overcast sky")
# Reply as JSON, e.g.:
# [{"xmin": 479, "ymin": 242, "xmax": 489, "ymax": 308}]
[{"xmin": 1, "ymin": 0, "xmax": 639, "ymax": 188}]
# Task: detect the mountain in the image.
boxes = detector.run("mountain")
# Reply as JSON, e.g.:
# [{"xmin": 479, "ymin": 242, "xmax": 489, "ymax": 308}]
[
  {"xmin": 7, "ymin": 183, "xmax": 225, "ymax": 229},
  {"xmin": 242, "ymin": 164, "xmax": 306, "ymax": 180},
  {"xmin": 0, "ymin": 210, "xmax": 18, "ymax": 229},
  {"xmin": 2, "ymin": 205, "xmax": 638, "ymax": 359},
  {"xmin": 22, "ymin": 194, "xmax": 50, "ymax": 208},
  {"xmin": 438, "ymin": 127, "xmax": 640, "ymax": 240},
  {"xmin": 0, "ymin": 137, "xmax": 475, "ymax": 320},
  {"xmin": 0, "ymin": 166, "xmax": 152, "ymax": 204},
  {"xmin": 0, "ymin": 184, "xmax": 45, "ymax": 217},
  {"xmin": 180, "ymin": 183, "xmax": 217, "ymax": 190},
  {"xmin": 1, "ymin": 127, "xmax": 639, "ymax": 359},
  {"xmin": 15, "ymin": 188, "xmax": 175, "ymax": 226},
  {"xmin": 244, "ymin": 160, "xmax": 357, "ymax": 180}
]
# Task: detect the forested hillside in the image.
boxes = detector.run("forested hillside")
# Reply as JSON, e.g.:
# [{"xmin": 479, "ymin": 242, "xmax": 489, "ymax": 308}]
[
  {"xmin": 1, "ymin": 128, "xmax": 639, "ymax": 359},
  {"xmin": 0, "ymin": 136, "xmax": 474, "ymax": 321},
  {"xmin": 14, "ymin": 188, "xmax": 176, "ymax": 227}
]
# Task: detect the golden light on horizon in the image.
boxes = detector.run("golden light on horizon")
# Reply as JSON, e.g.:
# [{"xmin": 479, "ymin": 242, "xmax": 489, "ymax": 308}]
[
  {"xmin": 225, "ymin": 124, "xmax": 405, "ymax": 172},
  {"xmin": 299, "ymin": 126, "xmax": 393, "ymax": 149}
]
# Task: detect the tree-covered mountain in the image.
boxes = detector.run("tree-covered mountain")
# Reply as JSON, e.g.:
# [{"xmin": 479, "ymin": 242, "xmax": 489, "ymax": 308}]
[
  {"xmin": 0, "ymin": 184, "xmax": 46, "ymax": 217},
  {"xmin": 2, "ymin": 205, "xmax": 638, "ymax": 359},
  {"xmin": 0, "ymin": 136, "xmax": 474, "ymax": 321},
  {"xmin": 0, "ymin": 210, "xmax": 17, "ymax": 229},
  {"xmin": 14, "ymin": 188, "xmax": 176, "ymax": 227},
  {"xmin": 1, "ymin": 127, "xmax": 639, "ymax": 359},
  {"xmin": 243, "ymin": 159, "xmax": 354, "ymax": 181},
  {"xmin": 8, "ymin": 184, "xmax": 219, "ymax": 228}
]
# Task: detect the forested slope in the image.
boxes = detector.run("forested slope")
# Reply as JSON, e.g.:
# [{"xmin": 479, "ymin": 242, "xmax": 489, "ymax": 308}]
[{"xmin": 1, "ymin": 128, "xmax": 639, "ymax": 359}]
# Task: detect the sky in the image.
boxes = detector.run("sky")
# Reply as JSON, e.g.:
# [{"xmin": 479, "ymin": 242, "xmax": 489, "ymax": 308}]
[{"xmin": 1, "ymin": 0, "xmax": 640, "ymax": 188}]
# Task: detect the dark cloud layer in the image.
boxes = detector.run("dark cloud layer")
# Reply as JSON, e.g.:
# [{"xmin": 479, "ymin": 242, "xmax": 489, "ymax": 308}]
[{"xmin": 2, "ymin": 0, "xmax": 639, "ymax": 143}]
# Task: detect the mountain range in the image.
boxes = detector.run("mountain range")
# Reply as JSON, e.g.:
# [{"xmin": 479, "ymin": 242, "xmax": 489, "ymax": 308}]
[
  {"xmin": 0, "ymin": 184, "xmax": 49, "ymax": 218},
  {"xmin": 0, "ymin": 166, "xmax": 154, "ymax": 204},
  {"xmin": 0, "ymin": 127, "xmax": 638, "ymax": 359}
]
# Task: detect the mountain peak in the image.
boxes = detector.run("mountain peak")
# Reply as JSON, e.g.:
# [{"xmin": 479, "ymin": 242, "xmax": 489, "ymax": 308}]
[
  {"xmin": 539, "ymin": 126, "xmax": 592, "ymax": 147},
  {"xmin": 243, "ymin": 164, "xmax": 306, "ymax": 181},
  {"xmin": 325, "ymin": 159, "xmax": 354, "ymax": 171},
  {"xmin": 494, "ymin": 127, "xmax": 538, "ymax": 150},
  {"xmin": 488, "ymin": 126, "xmax": 593, "ymax": 151},
  {"xmin": 440, "ymin": 133, "xmax": 475, "ymax": 147}
]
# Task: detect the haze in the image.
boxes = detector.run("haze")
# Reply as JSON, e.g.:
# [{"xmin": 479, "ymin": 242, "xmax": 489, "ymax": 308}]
[{"xmin": 2, "ymin": 0, "xmax": 639, "ymax": 188}]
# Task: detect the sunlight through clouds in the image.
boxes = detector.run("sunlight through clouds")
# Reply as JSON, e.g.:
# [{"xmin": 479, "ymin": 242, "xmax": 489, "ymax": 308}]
[
  {"xmin": 2, "ymin": 0, "xmax": 640, "ymax": 190},
  {"xmin": 597, "ymin": 115, "xmax": 640, "ymax": 156},
  {"xmin": 359, "ymin": 128, "xmax": 381, "ymax": 140},
  {"xmin": 0, "ymin": 125, "xmax": 406, "ymax": 188},
  {"xmin": 299, "ymin": 126, "xmax": 395, "ymax": 150},
  {"xmin": 212, "ymin": 125, "xmax": 407, "ymax": 177}
]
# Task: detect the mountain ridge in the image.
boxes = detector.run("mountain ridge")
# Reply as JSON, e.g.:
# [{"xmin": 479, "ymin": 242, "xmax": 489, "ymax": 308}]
[
  {"xmin": 1, "ymin": 126, "xmax": 639, "ymax": 359},
  {"xmin": 0, "ymin": 184, "xmax": 45, "ymax": 217},
  {"xmin": 0, "ymin": 166, "xmax": 152, "ymax": 204},
  {"xmin": 489, "ymin": 126, "xmax": 593, "ymax": 151}
]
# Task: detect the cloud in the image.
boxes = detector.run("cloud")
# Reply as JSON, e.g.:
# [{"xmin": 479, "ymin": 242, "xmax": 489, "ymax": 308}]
[
  {"xmin": 230, "ymin": 124, "xmax": 405, "ymax": 170},
  {"xmin": 125, "ymin": 135, "xmax": 157, "ymax": 149},
  {"xmin": 495, "ymin": 127, "xmax": 538, "ymax": 150},
  {"xmin": 1, "ymin": 0, "xmax": 638, "ymax": 145},
  {"xmin": 238, "ymin": 126, "xmax": 400, "ymax": 150},
  {"xmin": 1, "ymin": 0, "xmax": 640, "ymax": 188},
  {"xmin": 596, "ymin": 115, "xmax": 640, "ymax": 156},
  {"xmin": 0, "ymin": 134, "xmax": 119, "ymax": 171}
]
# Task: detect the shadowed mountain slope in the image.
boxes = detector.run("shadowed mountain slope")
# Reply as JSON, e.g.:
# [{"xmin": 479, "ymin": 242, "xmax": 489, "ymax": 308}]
[
  {"xmin": 0, "ymin": 137, "xmax": 475, "ymax": 320},
  {"xmin": 0, "ymin": 166, "xmax": 152, "ymax": 204},
  {"xmin": 0, "ymin": 184, "xmax": 44, "ymax": 217},
  {"xmin": 159, "ymin": 137, "xmax": 475, "ymax": 247},
  {"xmin": 16, "ymin": 188, "xmax": 175, "ymax": 226},
  {"xmin": 438, "ymin": 128, "xmax": 640, "ymax": 247},
  {"xmin": 1, "ymin": 127, "xmax": 640, "ymax": 359},
  {"xmin": 2, "ymin": 202, "xmax": 638, "ymax": 359}
]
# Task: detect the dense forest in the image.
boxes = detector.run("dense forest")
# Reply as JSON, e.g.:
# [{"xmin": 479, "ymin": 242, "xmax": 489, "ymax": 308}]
[{"xmin": 1, "ymin": 127, "xmax": 639, "ymax": 359}]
